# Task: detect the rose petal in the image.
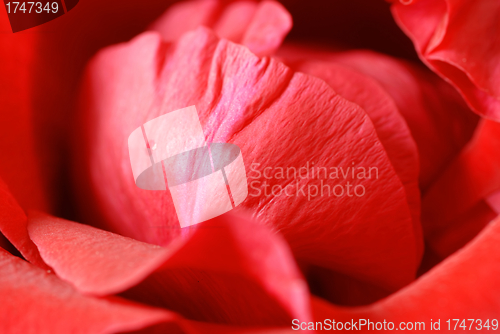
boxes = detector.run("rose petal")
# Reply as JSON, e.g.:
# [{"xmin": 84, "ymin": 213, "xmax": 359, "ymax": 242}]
[
  {"xmin": 229, "ymin": 68, "xmax": 417, "ymax": 290},
  {"xmin": 79, "ymin": 28, "xmax": 419, "ymax": 291},
  {"xmin": 313, "ymin": 214, "xmax": 500, "ymax": 322},
  {"xmin": 151, "ymin": 0, "xmax": 292, "ymax": 56},
  {"xmin": 0, "ymin": 15, "xmax": 50, "ymax": 212},
  {"xmin": 392, "ymin": 0, "xmax": 500, "ymax": 120},
  {"xmin": 239, "ymin": 1, "xmax": 292, "ymax": 57},
  {"xmin": 0, "ymin": 247, "xmax": 182, "ymax": 334},
  {"xmin": 27, "ymin": 211, "xmax": 174, "ymax": 296},
  {"xmin": 321, "ymin": 50, "xmax": 478, "ymax": 190},
  {"xmin": 149, "ymin": 0, "xmax": 221, "ymax": 42},
  {"xmin": 426, "ymin": 200, "xmax": 497, "ymax": 260},
  {"xmin": 486, "ymin": 190, "xmax": 500, "ymax": 215},
  {"xmin": 422, "ymin": 119, "xmax": 500, "ymax": 258},
  {"xmin": 285, "ymin": 59, "xmax": 422, "ymax": 263},
  {"xmin": 27, "ymin": 0, "xmax": 180, "ymax": 219},
  {"xmin": 28, "ymin": 211, "xmax": 311, "ymax": 326},
  {"xmin": 213, "ymin": 1, "xmax": 258, "ymax": 43},
  {"xmin": 0, "ymin": 178, "xmax": 47, "ymax": 268},
  {"xmin": 306, "ymin": 265, "xmax": 393, "ymax": 307}
]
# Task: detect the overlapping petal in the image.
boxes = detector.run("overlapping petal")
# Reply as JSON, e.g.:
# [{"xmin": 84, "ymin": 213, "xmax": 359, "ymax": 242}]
[
  {"xmin": 313, "ymin": 214, "xmax": 500, "ymax": 324},
  {"xmin": 78, "ymin": 27, "xmax": 420, "ymax": 292},
  {"xmin": 281, "ymin": 57, "xmax": 422, "ymax": 262},
  {"xmin": 28, "ymin": 211, "xmax": 311, "ymax": 326},
  {"xmin": 27, "ymin": 211, "xmax": 174, "ymax": 296},
  {"xmin": 25, "ymin": 0, "xmax": 180, "ymax": 219},
  {"xmin": 2, "ymin": 0, "xmax": 498, "ymax": 332},
  {"xmin": 322, "ymin": 50, "xmax": 478, "ymax": 190},
  {"xmin": 0, "ymin": 178, "xmax": 47, "ymax": 268},
  {"xmin": 422, "ymin": 119, "xmax": 500, "ymax": 258},
  {"xmin": 392, "ymin": 0, "xmax": 500, "ymax": 120},
  {"xmin": 0, "ymin": 247, "xmax": 182, "ymax": 334},
  {"xmin": 151, "ymin": 0, "xmax": 292, "ymax": 57}
]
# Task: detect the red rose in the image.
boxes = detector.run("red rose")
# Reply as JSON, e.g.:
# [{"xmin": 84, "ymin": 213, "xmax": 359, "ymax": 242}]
[{"xmin": 0, "ymin": 0, "xmax": 499, "ymax": 332}]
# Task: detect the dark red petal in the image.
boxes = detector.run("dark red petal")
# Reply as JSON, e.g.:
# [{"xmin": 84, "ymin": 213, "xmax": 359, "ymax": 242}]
[
  {"xmin": 278, "ymin": 0, "xmax": 417, "ymax": 60},
  {"xmin": 27, "ymin": 0, "xmax": 179, "ymax": 218},
  {"xmin": 422, "ymin": 119, "xmax": 500, "ymax": 258},
  {"xmin": 0, "ymin": 178, "xmax": 47, "ymax": 268},
  {"xmin": 306, "ymin": 265, "xmax": 394, "ymax": 307},
  {"xmin": 28, "ymin": 211, "xmax": 311, "ymax": 326},
  {"xmin": 313, "ymin": 214, "xmax": 500, "ymax": 321},
  {"xmin": 0, "ymin": 247, "xmax": 182, "ymax": 334},
  {"xmin": 79, "ymin": 28, "xmax": 419, "ymax": 291},
  {"xmin": 0, "ymin": 15, "xmax": 51, "ymax": 212},
  {"xmin": 0, "ymin": 233, "xmax": 16, "ymax": 254},
  {"xmin": 392, "ymin": 0, "xmax": 500, "ymax": 120},
  {"xmin": 426, "ymin": 200, "xmax": 496, "ymax": 260}
]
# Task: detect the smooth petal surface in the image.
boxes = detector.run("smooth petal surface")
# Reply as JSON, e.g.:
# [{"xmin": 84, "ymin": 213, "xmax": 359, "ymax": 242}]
[
  {"xmin": 213, "ymin": 1, "xmax": 259, "ymax": 43},
  {"xmin": 28, "ymin": 211, "xmax": 311, "ymax": 326},
  {"xmin": 149, "ymin": 0, "xmax": 221, "ymax": 42},
  {"xmin": 28, "ymin": 211, "xmax": 174, "ymax": 296},
  {"xmin": 238, "ymin": 1, "xmax": 292, "ymax": 57},
  {"xmin": 151, "ymin": 0, "xmax": 292, "ymax": 57},
  {"xmin": 486, "ymin": 190, "xmax": 500, "ymax": 215},
  {"xmin": 422, "ymin": 119, "xmax": 500, "ymax": 258},
  {"xmin": 78, "ymin": 27, "xmax": 419, "ymax": 292},
  {"xmin": 0, "ymin": 15, "xmax": 50, "ymax": 212},
  {"xmin": 313, "ymin": 214, "xmax": 500, "ymax": 324},
  {"xmin": 0, "ymin": 247, "xmax": 181, "ymax": 334},
  {"xmin": 0, "ymin": 178, "xmax": 47, "ymax": 268},
  {"xmin": 25, "ymin": 0, "xmax": 179, "ymax": 219},
  {"xmin": 392, "ymin": 0, "xmax": 500, "ymax": 120}
]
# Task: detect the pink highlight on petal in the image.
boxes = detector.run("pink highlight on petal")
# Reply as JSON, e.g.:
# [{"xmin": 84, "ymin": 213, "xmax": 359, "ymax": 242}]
[
  {"xmin": 128, "ymin": 106, "xmax": 248, "ymax": 227},
  {"xmin": 241, "ymin": 1, "xmax": 292, "ymax": 57},
  {"xmin": 225, "ymin": 152, "xmax": 248, "ymax": 207},
  {"xmin": 214, "ymin": 1, "xmax": 258, "ymax": 43},
  {"xmin": 143, "ymin": 106, "xmax": 207, "ymax": 163},
  {"xmin": 170, "ymin": 171, "xmax": 233, "ymax": 227},
  {"xmin": 150, "ymin": 0, "xmax": 221, "ymax": 42}
]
